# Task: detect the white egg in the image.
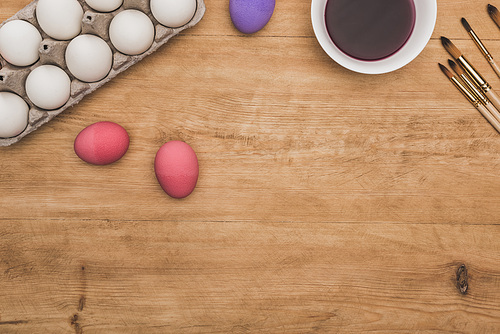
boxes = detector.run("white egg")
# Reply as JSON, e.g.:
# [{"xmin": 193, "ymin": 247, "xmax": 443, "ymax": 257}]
[
  {"xmin": 0, "ymin": 20, "xmax": 42, "ymax": 67},
  {"xmin": 85, "ymin": 0, "xmax": 123, "ymax": 12},
  {"xmin": 109, "ymin": 10, "xmax": 155, "ymax": 55},
  {"xmin": 25, "ymin": 65, "xmax": 71, "ymax": 110},
  {"xmin": 0, "ymin": 92, "xmax": 29, "ymax": 138},
  {"xmin": 66, "ymin": 35, "xmax": 113, "ymax": 83},
  {"xmin": 36, "ymin": 0, "xmax": 83, "ymax": 40},
  {"xmin": 151, "ymin": 0, "xmax": 197, "ymax": 28}
]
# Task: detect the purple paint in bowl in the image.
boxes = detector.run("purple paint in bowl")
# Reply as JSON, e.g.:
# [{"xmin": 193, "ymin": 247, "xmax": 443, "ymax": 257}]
[{"xmin": 325, "ymin": 0, "xmax": 416, "ymax": 61}]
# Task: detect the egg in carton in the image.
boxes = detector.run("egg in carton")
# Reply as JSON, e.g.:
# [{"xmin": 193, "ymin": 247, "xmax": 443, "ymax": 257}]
[{"xmin": 0, "ymin": 0, "xmax": 206, "ymax": 146}]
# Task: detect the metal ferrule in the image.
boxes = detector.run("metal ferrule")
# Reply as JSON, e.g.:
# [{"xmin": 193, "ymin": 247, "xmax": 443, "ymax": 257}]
[
  {"xmin": 457, "ymin": 56, "xmax": 491, "ymax": 92},
  {"xmin": 451, "ymin": 76, "xmax": 480, "ymax": 107},
  {"xmin": 469, "ymin": 30, "xmax": 492, "ymax": 59},
  {"xmin": 459, "ymin": 74, "xmax": 489, "ymax": 105}
]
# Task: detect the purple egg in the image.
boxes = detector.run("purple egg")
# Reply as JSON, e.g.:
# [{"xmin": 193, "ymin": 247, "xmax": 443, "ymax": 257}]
[{"xmin": 229, "ymin": 0, "xmax": 275, "ymax": 34}]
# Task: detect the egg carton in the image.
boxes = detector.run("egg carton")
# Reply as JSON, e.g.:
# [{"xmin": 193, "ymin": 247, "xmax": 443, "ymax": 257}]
[{"xmin": 0, "ymin": 0, "xmax": 205, "ymax": 146}]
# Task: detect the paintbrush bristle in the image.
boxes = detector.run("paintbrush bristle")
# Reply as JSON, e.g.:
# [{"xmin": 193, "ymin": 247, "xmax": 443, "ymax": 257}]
[
  {"xmin": 461, "ymin": 18, "xmax": 472, "ymax": 32},
  {"xmin": 448, "ymin": 59, "xmax": 464, "ymax": 76},
  {"xmin": 488, "ymin": 4, "xmax": 498, "ymax": 15},
  {"xmin": 439, "ymin": 63, "xmax": 454, "ymax": 79},
  {"xmin": 488, "ymin": 4, "xmax": 500, "ymax": 27},
  {"xmin": 441, "ymin": 36, "xmax": 462, "ymax": 59}
]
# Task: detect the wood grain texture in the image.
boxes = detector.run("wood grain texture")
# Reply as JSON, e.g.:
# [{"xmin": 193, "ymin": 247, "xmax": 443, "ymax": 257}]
[
  {"xmin": 1, "ymin": 0, "xmax": 500, "ymax": 332},
  {"xmin": 0, "ymin": 220, "xmax": 499, "ymax": 333}
]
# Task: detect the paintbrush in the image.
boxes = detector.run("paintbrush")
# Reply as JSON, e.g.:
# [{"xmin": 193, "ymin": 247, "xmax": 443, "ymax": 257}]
[
  {"xmin": 448, "ymin": 59, "xmax": 500, "ymax": 124},
  {"xmin": 461, "ymin": 18, "xmax": 500, "ymax": 78},
  {"xmin": 488, "ymin": 4, "xmax": 500, "ymax": 29},
  {"xmin": 439, "ymin": 63, "xmax": 500, "ymax": 133},
  {"xmin": 441, "ymin": 36, "xmax": 500, "ymax": 111}
]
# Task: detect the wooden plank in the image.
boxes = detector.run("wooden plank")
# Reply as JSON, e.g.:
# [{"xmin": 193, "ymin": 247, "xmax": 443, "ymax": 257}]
[
  {"xmin": 0, "ymin": 220, "xmax": 499, "ymax": 333},
  {"xmin": 0, "ymin": 37, "xmax": 499, "ymax": 224},
  {"xmin": 1, "ymin": 0, "xmax": 500, "ymax": 41}
]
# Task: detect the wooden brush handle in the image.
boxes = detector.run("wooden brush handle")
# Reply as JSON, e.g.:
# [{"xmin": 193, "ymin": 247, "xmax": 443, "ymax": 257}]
[
  {"xmin": 485, "ymin": 90, "xmax": 500, "ymax": 113},
  {"xmin": 485, "ymin": 102, "xmax": 500, "ymax": 124},
  {"xmin": 480, "ymin": 104, "xmax": 500, "ymax": 133},
  {"xmin": 489, "ymin": 59, "xmax": 500, "ymax": 79}
]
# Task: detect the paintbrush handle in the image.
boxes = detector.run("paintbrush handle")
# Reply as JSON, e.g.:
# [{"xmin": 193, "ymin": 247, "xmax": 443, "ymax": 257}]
[
  {"xmin": 489, "ymin": 59, "xmax": 500, "ymax": 79},
  {"xmin": 485, "ymin": 90, "xmax": 500, "ymax": 113},
  {"xmin": 485, "ymin": 102, "xmax": 500, "ymax": 123},
  {"xmin": 477, "ymin": 104, "xmax": 500, "ymax": 133}
]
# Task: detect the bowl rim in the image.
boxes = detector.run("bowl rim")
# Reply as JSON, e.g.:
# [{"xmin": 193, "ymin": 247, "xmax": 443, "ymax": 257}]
[{"xmin": 311, "ymin": 0, "xmax": 437, "ymax": 74}]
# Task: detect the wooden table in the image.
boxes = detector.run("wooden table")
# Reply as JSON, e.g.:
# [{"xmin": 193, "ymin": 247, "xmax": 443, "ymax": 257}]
[{"xmin": 1, "ymin": 0, "xmax": 499, "ymax": 332}]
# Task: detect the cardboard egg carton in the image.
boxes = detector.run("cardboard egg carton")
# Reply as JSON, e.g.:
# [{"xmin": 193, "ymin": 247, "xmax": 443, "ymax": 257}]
[{"xmin": 0, "ymin": 0, "xmax": 205, "ymax": 146}]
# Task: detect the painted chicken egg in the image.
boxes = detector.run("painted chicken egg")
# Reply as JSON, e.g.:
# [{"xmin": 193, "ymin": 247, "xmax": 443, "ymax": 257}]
[
  {"xmin": 229, "ymin": 0, "xmax": 275, "ymax": 34},
  {"xmin": 154, "ymin": 141, "xmax": 199, "ymax": 199},
  {"xmin": 74, "ymin": 121, "xmax": 129, "ymax": 165}
]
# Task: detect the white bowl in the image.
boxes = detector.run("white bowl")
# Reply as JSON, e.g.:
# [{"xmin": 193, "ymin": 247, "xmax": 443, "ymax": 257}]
[{"xmin": 311, "ymin": 0, "xmax": 437, "ymax": 74}]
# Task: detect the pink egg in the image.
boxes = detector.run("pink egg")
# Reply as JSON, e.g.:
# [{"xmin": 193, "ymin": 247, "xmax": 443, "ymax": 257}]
[
  {"xmin": 74, "ymin": 121, "xmax": 129, "ymax": 165},
  {"xmin": 154, "ymin": 141, "xmax": 199, "ymax": 199}
]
